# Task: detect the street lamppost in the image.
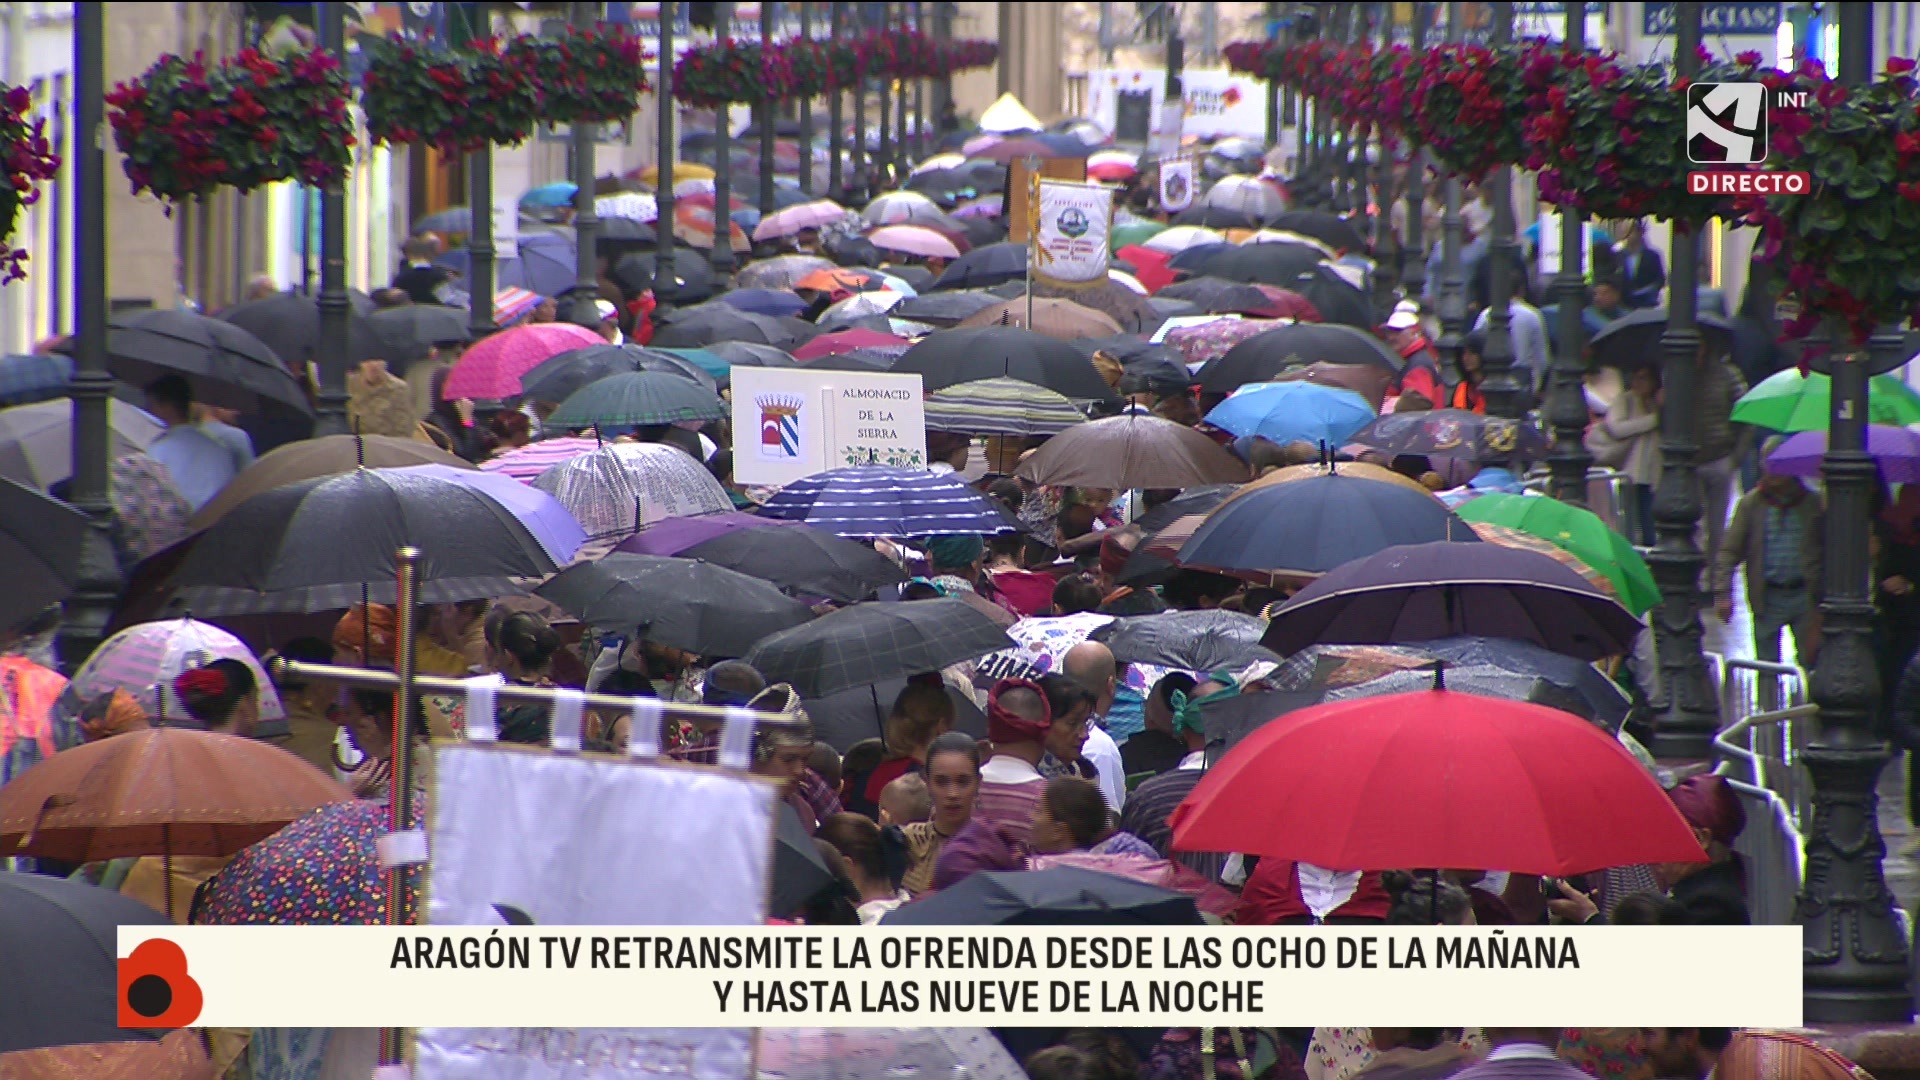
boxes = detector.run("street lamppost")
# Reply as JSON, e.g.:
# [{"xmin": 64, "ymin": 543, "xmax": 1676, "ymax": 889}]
[
  {"xmin": 759, "ymin": 2, "xmax": 778, "ymax": 216},
  {"xmin": 876, "ymin": 5, "xmax": 893, "ymax": 191},
  {"xmin": 467, "ymin": 152, "xmax": 496, "ymax": 341},
  {"xmin": 1476, "ymin": 2, "xmax": 1522, "ymax": 420},
  {"xmin": 1797, "ymin": 0, "xmax": 1915, "ymax": 1024},
  {"xmin": 829, "ymin": 2, "xmax": 847, "ymax": 201},
  {"xmin": 58, "ymin": 0, "xmax": 120, "ymax": 670},
  {"xmin": 656, "ymin": 1, "xmax": 679, "ymax": 308},
  {"xmin": 1398, "ymin": 2, "xmax": 1428, "ymax": 300},
  {"xmin": 932, "ymin": 2, "xmax": 955, "ymax": 145},
  {"xmin": 1646, "ymin": 1, "xmax": 1718, "ymax": 758},
  {"xmin": 851, "ymin": 2, "xmax": 868, "ymax": 201},
  {"xmin": 570, "ymin": 1, "xmax": 605, "ymax": 321},
  {"xmin": 315, "ymin": 1, "xmax": 351, "ymax": 436},
  {"xmin": 1327, "ymin": 2, "xmax": 1352, "ymax": 214},
  {"xmin": 709, "ymin": 1, "xmax": 738, "ymax": 276},
  {"xmin": 1544, "ymin": 0, "xmax": 1590, "ymax": 506},
  {"xmin": 798, "ymin": 2, "xmax": 814, "ymax": 196},
  {"xmin": 1264, "ymin": 1, "xmax": 1281, "ymax": 148},
  {"xmin": 1432, "ymin": 0, "xmax": 1467, "ymax": 384},
  {"xmin": 911, "ymin": 1, "xmax": 925, "ymax": 160}
]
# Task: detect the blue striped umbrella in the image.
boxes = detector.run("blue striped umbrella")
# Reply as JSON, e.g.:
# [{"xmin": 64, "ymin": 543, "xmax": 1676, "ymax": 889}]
[{"xmin": 757, "ymin": 466, "xmax": 1013, "ymax": 538}]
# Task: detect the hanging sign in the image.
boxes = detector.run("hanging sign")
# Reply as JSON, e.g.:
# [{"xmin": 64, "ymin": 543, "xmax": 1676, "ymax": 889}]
[
  {"xmin": 1030, "ymin": 178, "xmax": 1114, "ymax": 288},
  {"xmin": 731, "ymin": 367, "xmax": 929, "ymax": 487},
  {"xmin": 1159, "ymin": 158, "xmax": 1196, "ymax": 213}
]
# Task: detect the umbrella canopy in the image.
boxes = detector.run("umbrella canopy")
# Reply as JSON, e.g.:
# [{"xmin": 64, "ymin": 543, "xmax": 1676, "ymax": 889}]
[
  {"xmin": 1262, "ymin": 541, "xmax": 1644, "ymax": 662},
  {"xmin": 924, "ymin": 377, "xmax": 1086, "ymax": 437},
  {"xmin": 716, "ymin": 287, "xmax": 809, "ymax": 318},
  {"xmin": 101, "ymin": 309, "xmax": 309, "ymax": 415},
  {"xmin": 1765, "ymin": 424, "xmax": 1920, "ymax": 482},
  {"xmin": 615, "ymin": 510, "xmax": 803, "ymax": 555},
  {"xmin": 530, "ymin": 442, "xmax": 734, "ymax": 540},
  {"xmin": 1197, "ymin": 323, "xmax": 1403, "ymax": 394},
  {"xmin": 1142, "ymin": 226, "xmax": 1227, "ymax": 255},
  {"xmin": 1285, "ymin": 265, "xmax": 1379, "ymax": 330},
  {"xmin": 366, "ymin": 304, "xmax": 470, "ymax": 359},
  {"xmin": 1454, "ymin": 493, "xmax": 1661, "ymax": 617},
  {"xmin": 977, "ymin": 93, "xmax": 1045, "ymax": 134},
  {"xmin": 792, "ymin": 327, "xmax": 911, "ymax": 361},
  {"xmin": 955, "ymin": 298, "xmax": 1125, "ymax": 342},
  {"xmin": 217, "ymin": 292, "xmax": 397, "ymax": 374},
  {"xmin": 1072, "ymin": 335, "xmax": 1190, "ymax": 395},
  {"xmin": 1228, "ymin": 461, "xmax": 1434, "ymax": 506},
  {"xmin": 169, "ymin": 468, "xmax": 559, "ymax": 614},
  {"xmin": 758, "ymin": 465, "xmax": 1012, "ymax": 538},
  {"xmin": 1731, "ymin": 369, "xmax": 1920, "ymax": 433},
  {"xmin": 381, "ymin": 463, "xmax": 587, "ymax": 566},
  {"xmin": 671, "ymin": 525, "xmax": 909, "ymax": 604},
  {"xmin": 1348, "ymin": 409, "xmax": 1549, "ymax": 465},
  {"xmin": 1090, "ymin": 610, "xmax": 1277, "ymax": 672},
  {"xmin": 736, "ymin": 254, "xmax": 837, "ymax": 291},
  {"xmin": 1341, "ymin": 635, "xmax": 1632, "ymax": 731},
  {"xmin": 437, "ymin": 233, "xmax": 580, "ymax": 297},
  {"xmin": 651, "ymin": 305, "xmax": 816, "ymax": 350},
  {"xmin": 745, "ymin": 597, "xmax": 1015, "ymax": 699},
  {"xmin": 595, "ymin": 191, "xmax": 659, "ymax": 222},
  {"xmin": 1179, "ymin": 473, "xmax": 1479, "ymax": 579},
  {"xmin": 868, "ymin": 224, "xmax": 962, "ymax": 260},
  {"xmin": 1269, "ymin": 210, "xmax": 1368, "ymax": 253},
  {"xmin": 972, "ymin": 137, "xmax": 1067, "ymax": 164},
  {"xmin": 69, "ymin": 616, "xmax": 284, "ymax": 723},
  {"xmin": 441, "ymin": 322, "xmax": 605, "ymax": 400},
  {"xmin": 1172, "ymin": 205, "xmax": 1263, "ymax": 230},
  {"xmin": 0, "ymin": 478, "xmax": 88, "ymax": 634},
  {"xmin": 536, "ymin": 553, "xmax": 815, "ymax": 656},
  {"xmin": 0, "ymin": 398, "xmax": 162, "ymax": 489},
  {"xmin": 861, "ymin": 192, "xmax": 955, "ymax": 229},
  {"xmin": 1588, "ymin": 308, "xmax": 1734, "ymax": 371},
  {"xmin": 771, "ymin": 800, "xmax": 838, "ymax": 919},
  {"xmin": 752, "ymin": 200, "xmax": 849, "ymax": 241},
  {"xmin": 1167, "ymin": 689, "xmax": 1706, "ymax": 875},
  {"xmin": 545, "ymin": 371, "xmax": 729, "ymax": 429},
  {"xmin": 893, "ymin": 327, "xmax": 1116, "ymax": 401},
  {"xmin": 519, "ymin": 343, "xmax": 719, "ymax": 404},
  {"xmin": 0, "ymin": 873, "xmax": 175, "ymax": 1054},
  {"xmin": 520, "ymin": 181, "xmax": 578, "ymax": 209},
  {"xmin": 817, "ymin": 290, "xmax": 910, "ymax": 328},
  {"xmin": 612, "ymin": 249, "xmax": 723, "ymax": 301},
  {"xmin": 704, "ymin": 340, "xmax": 800, "ymax": 376},
  {"xmin": 1199, "ymin": 175, "xmax": 1286, "ymax": 219},
  {"xmin": 1159, "ymin": 276, "xmax": 1285, "ymax": 316},
  {"xmin": 1202, "ymin": 382, "xmax": 1376, "ymax": 447},
  {"xmin": 188, "ymin": 433, "xmax": 471, "ymax": 528},
  {"xmin": 928, "ymin": 243, "xmax": 1029, "ymax": 291},
  {"xmin": 197, "ymin": 800, "xmax": 399, "ymax": 925},
  {"xmin": 0, "ymin": 726, "xmax": 350, "ymax": 861},
  {"xmin": 884, "ymin": 866, "xmax": 1201, "ymax": 926},
  {"xmin": 474, "ymin": 435, "xmax": 596, "ymax": 483},
  {"xmin": 1269, "ymin": 360, "xmax": 1393, "ymax": 412},
  {"xmin": 1468, "ymin": 520, "xmax": 1618, "ymax": 600},
  {"xmin": 1016, "ymin": 415, "xmax": 1250, "ymax": 489}
]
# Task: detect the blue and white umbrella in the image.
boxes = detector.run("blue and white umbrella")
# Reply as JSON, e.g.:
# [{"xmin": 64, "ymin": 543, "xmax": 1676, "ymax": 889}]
[{"xmin": 757, "ymin": 466, "xmax": 1014, "ymax": 539}]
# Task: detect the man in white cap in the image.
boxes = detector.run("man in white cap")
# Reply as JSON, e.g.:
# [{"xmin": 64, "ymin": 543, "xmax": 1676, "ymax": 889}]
[
  {"xmin": 1381, "ymin": 300, "xmax": 1445, "ymax": 410},
  {"xmin": 591, "ymin": 298, "xmax": 624, "ymax": 345}
]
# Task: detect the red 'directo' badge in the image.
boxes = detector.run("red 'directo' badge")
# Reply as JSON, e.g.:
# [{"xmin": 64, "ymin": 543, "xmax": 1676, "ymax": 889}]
[{"xmin": 118, "ymin": 938, "xmax": 204, "ymax": 1029}]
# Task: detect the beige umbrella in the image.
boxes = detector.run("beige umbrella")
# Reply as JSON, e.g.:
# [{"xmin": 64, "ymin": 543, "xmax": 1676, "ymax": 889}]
[
  {"xmin": 1016, "ymin": 414, "xmax": 1251, "ymax": 489},
  {"xmin": 957, "ymin": 297, "xmax": 1125, "ymax": 341}
]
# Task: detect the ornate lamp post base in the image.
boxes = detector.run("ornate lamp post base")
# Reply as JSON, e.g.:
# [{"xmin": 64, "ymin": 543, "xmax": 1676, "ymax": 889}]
[{"xmin": 1798, "ymin": 745, "xmax": 1914, "ymax": 1022}]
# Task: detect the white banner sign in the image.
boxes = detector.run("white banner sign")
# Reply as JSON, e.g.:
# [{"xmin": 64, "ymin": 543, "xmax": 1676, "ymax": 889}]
[
  {"xmin": 731, "ymin": 367, "xmax": 928, "ymax": 487},
  {"xmin": 1087, "ymin": 68, "xmax": 1271, "ymax": 142},
  {"xmin": 1032, "ymin": 180, "xmax": 1113, "ymax": 287},
  {"xmin": 1159, "ymin": 158, "xmax": 1197, "ymax": 213}
]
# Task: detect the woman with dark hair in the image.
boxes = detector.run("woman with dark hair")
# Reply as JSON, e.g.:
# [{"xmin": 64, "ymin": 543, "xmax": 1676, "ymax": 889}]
[
  {"xmin": 485, "ymin": 610, "xmax": 563, "ymax": 745},
  {"xmin": 482, "ymin": 409, "xmax": 533, "ymax": 458},
  {"xmin": 818, "ymin": 813, "xmax": 910, "ymax": 924},
  {"xmin": 1030, "ymin": 776, "xmax": 1158, "ymax": 858},
  {"xmin": 174, "ymin": 659, "xmax": 260, "ymax": 737},
  {"xmin": 335, "ymin": 686, "xmax": 433, "ymax": 802},
  {"xmin": 898, "ymin": 730, "xmax": 981, "ymax": 896}
]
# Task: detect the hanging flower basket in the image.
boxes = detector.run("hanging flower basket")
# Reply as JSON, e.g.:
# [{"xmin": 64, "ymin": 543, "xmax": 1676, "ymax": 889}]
[
  {"xmin": 105, "ymin": 47, "xmax": 353, "ymax": 204},
  {"xmin": 1746, "ymin": 57, "xmax": 1920, "ymax": 343},
  {"xmin": 1, "ymin": 84, "xmax": 60, "ymax": 283},
  {"xmin": 863, "ymin": 28, "xmax": 943, "ymax": 81},
  {"xmin": 507, "ymin": 23, "xmax": 649, "ymax": 126},
  {"xmin": 1523, "ymin": 47, "xmax": 1761, "ymax": 228},
  {"xmin": 1223, "ymin": 40, "xmax": 1274, "ymax": 79},
  {"xmin": 359, "ymin": 35, "xmax": 540, "ymax": 155},
  {"xmin": 672, "ymin": 40, "xmax": 792, "ymax": 108},
  {"xmin": 942, "ymin": 40, "xmax": 999, "ymax": 75},
  {"xmin": 822, "ymin": 39, "xmax": 869, "ymax": 89},
  {"xmin": 1405, "ymin": 42, "xmax": 1535, "ymax": 180},
  {"xmin": 781, "ymin": 40, "xmax": 833, "ymax": 99}
]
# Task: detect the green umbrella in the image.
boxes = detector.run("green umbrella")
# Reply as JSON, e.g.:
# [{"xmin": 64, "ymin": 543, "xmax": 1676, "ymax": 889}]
[
  {"xmin": 1112, "ymin": 220, "xmax": 1167, "ymax": 253},
  {"xmin": 1730, "ymin": 369, "xmax": 1920, "ymax": 433},
  {"xmin": 545, "ymin": 371, "xmax": 728, "ymax": 429},
  {"xmin": 1454, "ymin": 493, "xmax": 1661, "ymax": 616}
]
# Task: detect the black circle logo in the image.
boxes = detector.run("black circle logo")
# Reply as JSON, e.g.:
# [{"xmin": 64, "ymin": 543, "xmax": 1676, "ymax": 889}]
[{"xmin": 126, "ymin": 974, "xmax": 173, "ymax": 1019}]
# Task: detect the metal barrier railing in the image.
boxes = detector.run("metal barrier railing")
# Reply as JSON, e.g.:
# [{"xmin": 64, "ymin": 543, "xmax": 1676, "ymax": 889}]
[{"xmin": 1718, "ymin": 657, "xmax": 1813, "ymax": 829}]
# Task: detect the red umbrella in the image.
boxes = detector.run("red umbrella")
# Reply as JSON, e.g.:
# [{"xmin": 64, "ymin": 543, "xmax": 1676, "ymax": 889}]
[
  {"xmin": 793, "ymin": 327, "xmax": 910, "ymax": 361},
  {"xmin": 1168, "ymin": 688, "xmax": 1708, "ymax": 876},
  {"xmin": 1249, "ymin": 284, "xmax": 1323, "ymax": 321},
  {"xmin": 1115, "ymin": 245, "xmax": 1177, "ymax": 294}
]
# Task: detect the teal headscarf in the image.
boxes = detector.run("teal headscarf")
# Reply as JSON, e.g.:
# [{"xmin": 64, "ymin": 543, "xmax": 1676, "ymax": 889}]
[
  {"xmin": 1169, "ymin": 672, "xmax": 1241, "ymax": 736},
  {"xmin": 923, "ymin": 533, "xmax": 985, "ymax": 571}
]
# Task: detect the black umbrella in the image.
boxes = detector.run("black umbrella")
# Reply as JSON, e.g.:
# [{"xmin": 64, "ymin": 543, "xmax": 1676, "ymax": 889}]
[
  {"xmin": 894, "ymin": 290, "xmax": 1005, "ymax": 326},
  {"xmin": 1136, "ymin": 484, "xmax": 1238, "ymax": 532},
  {"xmin": 1176, "ymin": 473, "xmax": 1480, "ymax": 578},
  {"xmin": 1171, "ymin": 206, "xmax": 1262, "ymax": 229},
  {"xmin": 987, "ymin": 280, "xmax": 1029, "ymax": 300},
  {"xmin": 1147, "ymin": 297, "xmax": 1203, "ymax": 319},
  {"xmin": 534, "ymin": 553, "xmax": 814, "ymax": 657},
  {"xmin": 0, "ymin": 872, "xmax": 174, "ymax": 1053},
  {"xmin": 929, "ymin": 242, "xmax": 1028, "ymax": 291},
  {"xmin": 1070, "ymin": 335, "xmax": 1191, "ymax": 396},
  {"xmin": 366, "ymin": 304, "xmax": 471, "ymax": 363},
  {"xmin": 704, "ymin": 341, "xmax": 799, "ymax": 372},
  {"xmin": 1287, "ymin": 265, "xmax": 1378, "ymax": 330},
  {"xmin": 681, "ymin": 526, "xmax": 909, "ymax": 604},
  {"xmin": 1197, "ymin": 324, "xmax": 1404, "ymax": 393},
  {"xmin": 1188, "ymin": 242, "xmax": 1329, "ymax": 287},
  {"xmin": 1329, "ymin": 664, "xmax": 1620, "ymax": 731},
  {"xmin": 98, "ymin": 309, "xmax": 310, "ymax": 414},
  {"xmin": 1415, "ymin": 635, "xmax": 1633, "ymax": 731},
  {"xmin": 169, "ymin": 469, "xmax": 558, "ymax": 615},
  {"xmin": 1589, "ymin": 307, "xmax": 1734, "ymax": 371},
  {"xmin": 1167, "ymin": 242, "xmax": 1232, "ymax": 272},
  {"xmin": 218, "ymin": 292, "xmax": 397, "ymax": 374},
  {"xmin": 1270, "ymin": 210, "xmax": 1368, "ymax": 253},
  {"xmin": 1158, "ymin": 276, "xmax": 1284, "ymax": 315},
  {"xmin": 958, "ymin": 216, "xmax": 1007, "ymax": 251},
  {"xmin": 545, "ymin": 371, "xmax": 729, "ymax": 429},
  {"xmin": 1348, "ymin": 409, "xmax": 1549, "ymax": 465},
  {"xmin": 594, "ymin": 215, "xmax": 658, "ymax": 241},
  {"xmin": 0, "ymin": 478, "xmax": 88, "ymax": 634},
  {"xmin": 771, "ymin": 801, "xmax": 839, "ymax": 919},
  {"xmin": 1202, "ymin": 687, "xmax": 1329, "ymax": 748},
  {"xmin": 824, "ymin": 234, "xmax": 881, "ymax": 267},
  {"xmin": 652, "ymin": 304, "xmax": 817, "ymax": 350},
  {"xmin": 885, "ymin": 265, "xmax": 936, "ymax": 292},
  {"xmin": 611, "ymin": 250, "xmax": 721, "ymax": 302},
  {"xmin": 744, "ymin": 597, "xmax": 1014, "ymax": 699},
  {"xmin": 802, "ymin": 677, "xmax": 986, "ymax": 752},
  {"xmin": 1261, "ymin": 541, "xmax": 1645, "ymax": 662},
  {"xmin": 519, "ymin": 343, "xmax": 719, "ymax": 403},
  {"xmin": 883, "ymin": 867, "xmax": 1203, "ymax": 926},
  {"xmin": 893, "ymin": 327, "xmax": 1117, "ymax": 401},
  {"xmin": 1090, "ymin": 610, "xmax": 1278, "ymax": 672}
]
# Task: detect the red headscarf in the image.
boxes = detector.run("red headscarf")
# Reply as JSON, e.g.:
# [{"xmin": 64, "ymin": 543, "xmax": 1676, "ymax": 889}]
[
  {"xmin": 986, "ymin": 678, "xmax": 1051, "ymax": 745},
  {"xmin": 1668, "ymin": 773, "xmax": 1746, "ymax": 846}
]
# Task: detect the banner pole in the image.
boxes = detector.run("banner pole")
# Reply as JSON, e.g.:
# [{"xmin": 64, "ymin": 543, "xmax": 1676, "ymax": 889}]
[
  {"xmin": 1025, "ymin": 161, "xmax": 1039, "ymax": 330},
  {"xmin": 380, "ymin": 546, "xmax": 422, "ymax": 1068}
]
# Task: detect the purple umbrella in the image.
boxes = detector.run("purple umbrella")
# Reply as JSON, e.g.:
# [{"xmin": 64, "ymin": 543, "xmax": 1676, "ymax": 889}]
[
  {"xmin": 1765, "ymin": 425, "xmax": 1920, "ymax": 483},
  {"xmin": 384, "ymin": 463, "xmax": 586, "ymax": 565},
  {"xmin": 1260, "ymin": 541, "xmax": 1643, "ymax": 662},
  {"xmin": 615, "ymin": 510, "xmax": 801, "ymax": 556}
]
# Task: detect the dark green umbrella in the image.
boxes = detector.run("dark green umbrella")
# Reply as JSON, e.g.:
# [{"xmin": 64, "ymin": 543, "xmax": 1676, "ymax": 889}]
[{"xmin": 544, "ymin": 371, "xmax": 728, "ymax": 429}]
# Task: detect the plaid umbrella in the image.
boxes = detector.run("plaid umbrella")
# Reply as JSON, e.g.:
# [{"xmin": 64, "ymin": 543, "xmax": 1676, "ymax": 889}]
[
  {"xmin": 198, "ymin": 800, "xmax": 404, "ymax": 925},
  {"xmin": 925, "ymin": 377, "xmax": 1086, "ymax": 437},
  {"xmin": 744, "ymin": 597, "xmax": 1015, "ymax": 699},
  {"xmin": 441, "ymin": 323, "xmax": 605, "ymax": 400},
  {"xmin": 530, "ymin": 442, "xmax": 733, "ymax": 539},
  {"xmin": 478, "ymin": 436, "xmax": 601, "ymax": 483},
  {"xmin": 69, "ymin": 617, "xmax": 284, "ymax": 724},
  {"xmin": 545, "ymin": 371, "xmax": 728, "ymax": 430},
  {"xmin": 0, "ymin": 353, "xmax": 75, "ymax": 407},
  {"xmin": 108, "ymin": 453, "xmax": 194, "ymax": 566},
  {"xmin": 757, "ymin": 466, "xmax": 1013, "ymax": 539}
]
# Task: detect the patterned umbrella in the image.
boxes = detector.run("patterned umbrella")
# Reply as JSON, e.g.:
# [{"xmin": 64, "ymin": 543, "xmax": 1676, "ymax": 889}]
[
  {"xmin": 1347, "ymin": 409, "xmax": 1549, "ymax": 465},
  {"xmin": 924, "ymin": 377, "xmax": 1086, "ymax": 437},
  {"xmin": 198, "ymin": 800, "xmax": 398, "ymax": 925},
  {"xmin": 1467, "ymin": 521, "xmax": 1619, "ymax": 602},
  {"xmin": 745, "ymin": 597, "xmax": 1015, "ymax": 699},
  {"xmin": 673, "ymin": 201, "xmax": 752, "ymax": 253},
  {"xmin": 441, "ymin": 323, "xmax": 605, "ymax": 400},
  {"xmin": 108, "ymin": 453, "xmax": 194, "ymax": 567},
  {"xmin": 478, "ymin": 436, "xmax": 601, "ymax": 483},
  {"xmin": 68, "ymin": 617, "xmax": 283, "ymax": 723},
  {"xmin": 596, "ymin": 192, "xmax": 659, "ymax": 223},
  {"xmin": 1163, "ymin": 317, "xmax": 1275, "ymax": 367},
  {"xmin": 530, "ymin": 442, "xmax": 733, "ymax": 539},
  {"xmin": 757, "ymin": 466, "xmax": 1013, "ymax": 539},
  {"xmin": 738, "ymin": 255, "xmax": 838, "ymax": 290},
  {"xmin": 975, "ymin": 611, "xmax": 1116, "ymax": 683}
]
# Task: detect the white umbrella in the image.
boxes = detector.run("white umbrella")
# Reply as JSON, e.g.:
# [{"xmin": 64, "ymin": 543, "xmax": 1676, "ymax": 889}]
[
  {"xmin": 596, "ymin": 192, "xmax": 659, "ymax": 223},
  {"xmin": 0, "ymin": 398, "xmax": 163, "ymax": 489},
  {"xmin": 530, "ymin": 442, "xmax": 733, "ymax": 540},
  {"xmin": 1141, "ymin": 225, "xmax": 1225, "ymax": 254},
  {"xmin": 1200, "ymin": 175, "xmax": 1288, "ymax": 221}
]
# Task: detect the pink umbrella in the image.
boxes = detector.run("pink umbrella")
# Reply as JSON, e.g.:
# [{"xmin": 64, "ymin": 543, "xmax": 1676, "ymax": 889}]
[
  {"xmin": 792, "ymin": 327, "xmax": 910, "ymax": 361},
  {"xmin": 962, "ymin": 133, "xmax": 1003, "ymax": 155},
  {"xmin": 1165, "ymin": 317, "xmax": 1288, "ymax": 366},
  {"xmin": 442, "ymin": 323, "xmax": 604, "ymax": 400},
  {"xmin": 753, "ymin": 200, "xmax": 848, "ymax": 241},
  {"xmin": 867, "ymin": 224, "xmax": 961, "ymax": 260},
  {"xmin": 478, "ymin": 436, "xmax": 601, "ymax": 483}
]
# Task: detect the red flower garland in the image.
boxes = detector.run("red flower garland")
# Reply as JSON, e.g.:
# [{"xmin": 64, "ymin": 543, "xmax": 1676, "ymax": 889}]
[
  {"xmin": 672, "ymin": 38, "xmax": 795, "ymax": 107},
  {"xmin": 505, "ymin": 24, "xmax": 649, "ymax": 126},
  {"xmin": 1, "ymin": 83, "xmax": 60, "ymax": 283},
  {"xmin": 360, "ymin": 35, "xmax": 541, "ymax": 154}
]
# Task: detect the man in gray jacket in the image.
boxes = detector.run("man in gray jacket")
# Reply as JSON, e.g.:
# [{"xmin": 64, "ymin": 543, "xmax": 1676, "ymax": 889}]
[{"xmin": 1712, "ymin": 447, "xmax": 1823, "ymax": 710}]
